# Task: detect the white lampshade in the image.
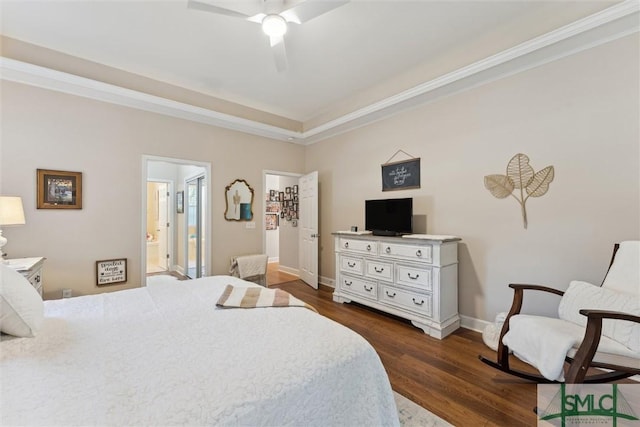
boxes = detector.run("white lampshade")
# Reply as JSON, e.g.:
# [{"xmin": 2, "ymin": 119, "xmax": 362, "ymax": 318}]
[
  {"xmin": 0, "ymin": 196, "xmax": 26, "ymax": 226},
  {"xmin": 262, "ymin": 14, "xmax": 287, "ymax": 38}
]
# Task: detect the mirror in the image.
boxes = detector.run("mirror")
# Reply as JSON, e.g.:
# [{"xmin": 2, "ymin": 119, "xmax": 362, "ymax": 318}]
[{"xmin": 224, "ymin": 179, "xmax": 254, "ymax": 221}]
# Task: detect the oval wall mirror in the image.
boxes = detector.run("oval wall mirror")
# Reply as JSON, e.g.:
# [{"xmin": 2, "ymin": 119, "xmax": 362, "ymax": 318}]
[{"xmin": 224, "ymin": 179, "xmax": 254, "ymax": 221}]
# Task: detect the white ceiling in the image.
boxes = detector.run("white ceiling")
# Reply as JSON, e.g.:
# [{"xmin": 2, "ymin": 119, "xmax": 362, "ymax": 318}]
[{"xmin": 0, "ymin": 0, "xmax": 637, "ymax": 142}]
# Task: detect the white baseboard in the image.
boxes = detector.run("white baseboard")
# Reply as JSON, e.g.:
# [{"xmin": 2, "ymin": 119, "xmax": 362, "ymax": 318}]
[
  {"xmin": 268, "ymin": 257, "xmax": 279, "ymax": 263},
  {"xmin": 319, "ymin": 276, "xmax": 335, "ymax": 288},
  {"xmin": 460, "ymin": 315, "xmax": 491, "ymax": 334},
  {"xmin": 173, "ymin": 265, "xmax": 185, "ymax": 275},
  {"xmin": 278, "ymin": 265, "xmax": 299, "ymax": 276}
]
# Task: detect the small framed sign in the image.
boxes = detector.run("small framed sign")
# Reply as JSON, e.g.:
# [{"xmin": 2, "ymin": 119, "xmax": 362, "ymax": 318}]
[
  {"xmin": 96, "ymin": 258, "xmax": 127, "ymax": 286},
  {"xmin": 381, "ymin": 158, "xmax": 421, "ymax": 191}
]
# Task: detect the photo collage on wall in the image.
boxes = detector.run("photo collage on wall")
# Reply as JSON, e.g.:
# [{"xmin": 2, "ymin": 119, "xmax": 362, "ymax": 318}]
[{"xmin": 266, "ymin": 185, "xmax": 299, "ymax": 229}]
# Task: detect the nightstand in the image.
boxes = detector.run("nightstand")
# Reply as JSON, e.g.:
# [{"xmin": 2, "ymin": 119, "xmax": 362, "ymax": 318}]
[{"xmin": 4, "ymin": 257, "xmax": 45, "ymax": 297}]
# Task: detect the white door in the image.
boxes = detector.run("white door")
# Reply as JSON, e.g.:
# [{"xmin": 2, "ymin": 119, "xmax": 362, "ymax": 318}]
[
  {"xmin": 156, "ymin": 184, "xmax": 169, "ymax": 271},
  {"xmin": 298, "ymin": 171, "xmax": 318, "ymax": 289},
  {"xmin": 146, "ymin": 181, "xmax": 169, "ymax": 274}
]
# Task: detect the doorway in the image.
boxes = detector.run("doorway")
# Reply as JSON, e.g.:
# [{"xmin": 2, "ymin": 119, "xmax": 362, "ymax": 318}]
[
  {"xmin": 263, "ymin": 170, "xmax": 322, "ymax": 288},
  {"xmin": 142, "ymin": 156, "xmax": 211, "ymax": 284},
  {"xmin": 264, "ymin": 172, "xmax": 300, "ymax": 286}
]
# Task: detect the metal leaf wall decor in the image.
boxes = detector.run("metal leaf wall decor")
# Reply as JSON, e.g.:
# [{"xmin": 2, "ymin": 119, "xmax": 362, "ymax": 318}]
[{"xmin": 484, "ymin": 153, "xmax": 555, "ymax": 229}]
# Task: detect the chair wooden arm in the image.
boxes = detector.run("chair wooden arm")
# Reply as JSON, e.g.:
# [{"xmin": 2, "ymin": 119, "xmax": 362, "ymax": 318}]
[
  {"xmin": 579, "ymin": 309, "xmax": 640, "ymax": 324},
  {"xmin": 508, "ymin": 283, "xmax": 565, "ymax": 296},
  {"xmin": 566, "ymin": 309, "xmax": 640, "ymax": 383},
  {"xmin": 496, "ymin": 284, "xmax": 565, "ymax": 368}
]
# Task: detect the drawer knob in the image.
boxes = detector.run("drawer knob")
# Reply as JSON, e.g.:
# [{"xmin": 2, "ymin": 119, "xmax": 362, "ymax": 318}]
[
  {"xmin": 407, "ymin": 273, "xmax": 420, "ymax": 280},
  {"xmin": 344, "ymin": 242, "xmax": 349, "ymax": 248},
  {"xmin": 347, "ymin": 261, "xmax": 356, "ymax": 268},
  {"xmin": 35, "ymin": 275, "xmax": 41, "ymax": 283},
  {"xmin": 386, "ymin": 291, "xmax": 396, "ymax": 298},
  {"xmin": 374, "ymin": 266, "xmax": 384, "ymax": 273},
  {"xmin": 366, "ymin": 244, "xmax": 371, "ymax": 251},
  {"xmin": 364, "ymin": 285, "xmax": 373, "ymax": 292},
  {"xmin": 344, "ymin": 280, "xmax": 352, "ymax": 286},
  {"xmin": 385, "ymin": 247, "xmax": 391, "ymax": 254},
  {"xmin": 416, "ymin": 249, "xmax": 422, "ymax": 257},
  {"xmin": 412, "ymin": 298, "xmax": 425, "ymax": 306}
]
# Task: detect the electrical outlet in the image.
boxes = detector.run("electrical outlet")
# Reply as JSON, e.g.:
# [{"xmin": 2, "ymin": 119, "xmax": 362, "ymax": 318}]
[
  {"xmin": 62, "ymin": 289, "xmax": 72, "ymax": 298},
  {"xmin": 245, "ymin": 222, "xmax": 256, "ymax": 229}
]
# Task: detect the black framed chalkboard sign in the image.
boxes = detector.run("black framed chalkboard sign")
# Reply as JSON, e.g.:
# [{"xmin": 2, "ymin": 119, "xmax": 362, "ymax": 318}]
[{"xmin": 381, "ymin": 158, "xmax": 421, "ymax": 191}]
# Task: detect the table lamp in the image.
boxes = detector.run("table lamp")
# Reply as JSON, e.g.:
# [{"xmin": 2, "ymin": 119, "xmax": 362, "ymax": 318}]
[{"xmin": 0, "ymin": 196, "xmax": 26, "ymax": 262}]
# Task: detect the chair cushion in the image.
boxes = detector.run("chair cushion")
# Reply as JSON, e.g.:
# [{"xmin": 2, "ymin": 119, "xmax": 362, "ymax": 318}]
[
  {"xmin": 602, "ymin": 240, "xmax": 640, "ymax": 295},
  {"xmin": 0, "ymin": 264, "xmax": 44, "ymax": 337},
  {"xmin": 559, "ymin": 280, "xmax": 640, "ymax": 353}
]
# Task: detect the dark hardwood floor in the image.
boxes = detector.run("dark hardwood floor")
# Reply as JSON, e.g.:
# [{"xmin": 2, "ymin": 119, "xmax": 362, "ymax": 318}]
[{"xmin": 272, "ymin": 280, "xmax": 540, "ymax": 426}]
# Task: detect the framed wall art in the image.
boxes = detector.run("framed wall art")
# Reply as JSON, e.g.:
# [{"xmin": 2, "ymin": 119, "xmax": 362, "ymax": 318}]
[
  {"xmin": 96, "ymin": 258, "xmax": 127, "ymax": 286},
  {"xmin": 37, "ymin": 169, "xmax": 83, "ymax": 209},
  {"xmin": 176, "ymin": 191, "xmax": 184, "ymax": 214},
  {"xmin": 265, "ymin": 214, "xmax": 278, "ymax": 230}
]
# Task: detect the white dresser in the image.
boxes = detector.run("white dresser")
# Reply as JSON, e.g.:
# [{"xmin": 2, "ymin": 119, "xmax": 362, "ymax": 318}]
[{"xmin": 332, "ymin": 233, "xmax": 460, "ymax": 339}]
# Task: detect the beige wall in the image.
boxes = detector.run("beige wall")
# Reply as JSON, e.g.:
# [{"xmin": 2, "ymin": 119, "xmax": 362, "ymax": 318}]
[
  {"xmin": 1, "ymin": 34, "xmax": 637, "ymax": 323},
  {"xmin": 0, "ymin": 82, "xmax": 304, "ymax": 299},
  {"xmin": 306, "ymin": 34, "xmax": 640, "ymax": 322}
]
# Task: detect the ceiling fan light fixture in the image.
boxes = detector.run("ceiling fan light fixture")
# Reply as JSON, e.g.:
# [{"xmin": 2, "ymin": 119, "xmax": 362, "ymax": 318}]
[{"xmin": 262, "ymin": 14, "xmax": 287, "ymax": 38}]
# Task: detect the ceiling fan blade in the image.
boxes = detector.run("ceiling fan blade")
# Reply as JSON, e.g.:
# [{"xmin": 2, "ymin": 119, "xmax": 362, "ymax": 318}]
[
  {"xmin": 269, "ymin": 35, "xmax": 288, "ymax": 72},
  {"xmin": 187, "ymin": 0, "xmax": 251, "ymax": 19},
  {"xmin": 246, "ymin": 13, "xmax": 266, "ymax": 24},
  {"xmin": 280, "ymin": 0, "xmax": 349, "ymax": 24}
]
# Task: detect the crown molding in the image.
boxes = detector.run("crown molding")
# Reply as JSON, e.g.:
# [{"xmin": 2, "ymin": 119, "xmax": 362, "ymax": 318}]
[
  {"xmin": 0, "ymin": 57, "xmax": 300, "ymax": 142},
  {"xmin": 1, "ymin": 0, "xmax": 638, "ymax": 145}
]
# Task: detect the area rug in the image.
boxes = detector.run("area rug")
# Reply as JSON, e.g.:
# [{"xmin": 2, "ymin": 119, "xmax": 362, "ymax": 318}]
[{"xmin": 395, "ymin": 391, "xmax": 452, "ymax": 426}]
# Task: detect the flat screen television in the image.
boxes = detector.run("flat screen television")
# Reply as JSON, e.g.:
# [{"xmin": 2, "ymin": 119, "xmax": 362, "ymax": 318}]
[{"xmin": 365, "ymin": 198, "xmax": 413, "ymax": 236}]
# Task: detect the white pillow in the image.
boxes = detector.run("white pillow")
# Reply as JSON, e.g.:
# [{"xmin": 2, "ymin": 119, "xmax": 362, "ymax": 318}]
[
  {"xmin": 0, "ymin": 264, "xmax": 44, "ymax": 337},
  {"xmin": 602, "ymin": 241, "xmax": 640, "ymax": 295},
  {"xmin": 558, "ymin": 280, "xmax": 639, "ymax": 353}
]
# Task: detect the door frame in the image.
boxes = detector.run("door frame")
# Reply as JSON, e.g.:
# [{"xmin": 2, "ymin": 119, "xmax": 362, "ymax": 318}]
[
  {"xmin": 141, "ymin": 155, "xmax": 212, "ymax": 285},
  {"xmin": 262, "ymin": 170, "xmax": 302, "ymax": 274},
  {"xmin": 184, "ymin": 171, "xmax": 207, "ymax": 279}
]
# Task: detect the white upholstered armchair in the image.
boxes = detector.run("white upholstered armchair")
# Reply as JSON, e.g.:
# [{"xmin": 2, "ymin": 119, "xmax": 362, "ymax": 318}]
[{"xmin": 480, "ymin": 241, "xmax": 640, "ymax": 383}]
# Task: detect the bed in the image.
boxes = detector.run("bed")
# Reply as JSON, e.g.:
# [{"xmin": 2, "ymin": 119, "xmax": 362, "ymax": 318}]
[{"xmin": 1, "ymin": 274, "xmax": 399, "ymax": 426}]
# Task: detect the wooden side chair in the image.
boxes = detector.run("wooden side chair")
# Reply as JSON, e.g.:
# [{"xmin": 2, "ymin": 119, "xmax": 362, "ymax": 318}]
[{"xmin": 480, "ymin": 241, "xmax": 640, "ymax": 383}]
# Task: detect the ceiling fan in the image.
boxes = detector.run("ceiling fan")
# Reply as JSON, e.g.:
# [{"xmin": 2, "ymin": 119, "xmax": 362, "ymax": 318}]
[{"xmin": 187, "ymin": 0, "xmax": 349, "ymax": 72}]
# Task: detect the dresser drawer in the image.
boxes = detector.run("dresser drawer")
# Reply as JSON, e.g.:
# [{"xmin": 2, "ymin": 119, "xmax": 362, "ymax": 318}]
[
  {"xmin": 380, "ymin": 285, "xmax": 432, "ymax": 317},
  {"xmin": 339, "ymin": 275, "xmax": 377, "ymax": 300},
  {"xmin": 25, "ymin": 271, "xmax": 43, "ymax": 296},
  {"xmin": 380, "ymin": 242, "xmax": 432, "ymax": 263},
  {"xmin": 396, "ymin": 264, "xmax": 432, "ymax": 291},
  {"xmin": 365, "ymin": 259, "xmax": 393, "ymax": 282},
  {"xmin": 339, "ymin": 238, "xmax": 377, "ymax": 255},
  {"xmin": 340, "ymin": 255, "xmax": 364, "ymax": 275}
]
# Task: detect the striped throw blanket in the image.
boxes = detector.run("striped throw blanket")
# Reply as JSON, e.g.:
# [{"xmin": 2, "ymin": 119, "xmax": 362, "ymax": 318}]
[{"xmin": 216, "ymin": 285, "xmax": 318, "ymax": 313}]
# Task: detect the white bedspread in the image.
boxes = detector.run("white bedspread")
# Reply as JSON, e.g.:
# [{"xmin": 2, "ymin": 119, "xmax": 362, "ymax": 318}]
[{"xmin": 1, "ymin": 276, "xmax": 399, "ymax": 426}]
